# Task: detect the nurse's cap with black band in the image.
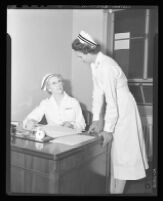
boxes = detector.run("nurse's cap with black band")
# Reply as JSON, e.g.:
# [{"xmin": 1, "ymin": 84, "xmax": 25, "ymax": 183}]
[
  {"xmin": 41, "ymin": 73, "xmax": 56, "ymax": 91},
  {"xmin": 77, "ymin": 30, "xmax": 97, "ymax": 47}
]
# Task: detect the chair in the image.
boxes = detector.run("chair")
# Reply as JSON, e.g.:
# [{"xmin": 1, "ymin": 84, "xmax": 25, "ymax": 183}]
[{"xmin": 82, "ymin": 110, "xmax": 93, "ymax": 131}]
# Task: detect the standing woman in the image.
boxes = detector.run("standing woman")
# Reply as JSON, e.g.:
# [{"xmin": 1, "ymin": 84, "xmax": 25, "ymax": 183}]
[{"xmin": 72, "ymin": 31, "xmax": 149, "ymax": 194}]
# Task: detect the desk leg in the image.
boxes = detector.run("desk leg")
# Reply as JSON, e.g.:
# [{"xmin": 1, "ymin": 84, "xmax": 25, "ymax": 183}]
[{"xmin": 105, "ymin": 142, "xmax": 112, "ymax": 194}]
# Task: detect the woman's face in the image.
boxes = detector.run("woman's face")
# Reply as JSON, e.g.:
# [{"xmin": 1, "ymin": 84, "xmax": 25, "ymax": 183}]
[
  {"xmin": 75, "ymin": 51, "xmax": 91, "ymax": 64},
  {"xmin": 47, "ymin": 76, "xmax": 64, "ymax": 94}
]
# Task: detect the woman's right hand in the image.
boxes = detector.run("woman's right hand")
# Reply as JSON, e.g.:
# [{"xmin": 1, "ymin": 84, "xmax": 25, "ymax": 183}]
[
  {"xmin": 88, "ymin": 119, "xmax": 104, "ymax": 135},
  {"xmin": 23, "ymin": 119, "xmax": 38, "ymax": 130}
]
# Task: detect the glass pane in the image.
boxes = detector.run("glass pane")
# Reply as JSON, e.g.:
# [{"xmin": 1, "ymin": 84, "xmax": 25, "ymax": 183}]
[
  {"xmin": 128, "ymin": 38, "xmax": 145, "ymax": 79},
  {"xmin": 114, "ymin": 38, "xmax": 145, "ymax": 79},
  {"xmin": 114, "ymin": 9, "xmax": 146, "ymax": 37},
  {"xmin": 128, "ymin": 85, "xmax": 144, "ymax": 104},
  {"xmin": 143, "ymin": 85, "xmax": 153, "ymax": 104},
  {"xmin": 114, "ymin": 49, "xmax": 129, "ymax": 77}
]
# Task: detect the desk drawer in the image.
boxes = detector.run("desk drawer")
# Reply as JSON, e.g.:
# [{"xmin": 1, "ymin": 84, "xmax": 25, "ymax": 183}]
[{"xmin": 11, "ymin": 151, "xmax": 57, "ymax": 174}]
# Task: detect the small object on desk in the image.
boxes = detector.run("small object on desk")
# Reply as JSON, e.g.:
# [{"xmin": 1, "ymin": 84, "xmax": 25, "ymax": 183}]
[
  {"xmin": 16, "ymin": 127, "xmax": 32, "ymax": 136},
  {"xmin": 35, "ymin": 127, "xmax": 46, "ymax": 141}
]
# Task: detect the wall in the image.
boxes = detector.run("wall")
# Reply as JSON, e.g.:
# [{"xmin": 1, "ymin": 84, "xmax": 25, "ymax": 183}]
[
  {"xmin": 7, "ymin": 9, "xmax": 107, "ymax": 121},
  {"xmin": 7, "ymin": 9, "xmax": 73, "ymax": 121},
  {"xmin": 71, "ymin": 9, "xmax": 106, "ymax": 112}
]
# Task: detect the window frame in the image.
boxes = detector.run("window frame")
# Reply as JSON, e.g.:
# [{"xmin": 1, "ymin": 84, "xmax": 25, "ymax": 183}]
[{"xmin": 104, "ymin": 8, "xmax": 154, "ymax": 106}]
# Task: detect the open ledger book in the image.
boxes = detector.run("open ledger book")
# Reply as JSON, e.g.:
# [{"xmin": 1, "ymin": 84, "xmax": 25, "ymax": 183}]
[
  {"xmin": 42, "ymin": 125, "xmax": 95, "ymax": 146},
  {"xmin": 42, "ymin": 124, "xmax": 81, "ymax": 138}
]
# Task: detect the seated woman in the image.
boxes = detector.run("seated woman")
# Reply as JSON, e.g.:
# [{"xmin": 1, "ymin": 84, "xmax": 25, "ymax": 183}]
[{"xmin": 23, "ymin": 73, "xmax": 86, "ymax": 132}]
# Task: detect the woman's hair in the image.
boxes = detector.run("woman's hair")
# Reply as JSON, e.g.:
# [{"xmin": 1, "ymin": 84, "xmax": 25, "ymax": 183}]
[{"xmin": 72, "ymin": 38, "xmax": 101, "ymax": 54}]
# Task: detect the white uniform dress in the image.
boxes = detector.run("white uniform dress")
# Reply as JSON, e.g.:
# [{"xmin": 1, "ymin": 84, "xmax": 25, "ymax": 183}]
[
  {"xmin": 23, "ymin": 92, "xmax": 86, "ymax": 132},
  {"xmin": 91, "ymin": 52, "xmax": 149, "ymax": 180}
]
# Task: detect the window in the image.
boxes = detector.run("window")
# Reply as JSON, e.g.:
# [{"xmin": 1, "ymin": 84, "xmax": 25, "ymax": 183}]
[{"xmin": 107, "ymin": 8, "xmax": 158, "ymax": 105}]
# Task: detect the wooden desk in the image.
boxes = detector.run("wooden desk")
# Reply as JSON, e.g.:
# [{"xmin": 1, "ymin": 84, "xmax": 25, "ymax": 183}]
[{"xmin": 10, "ymin": 134, "xmax": 112, "ymax": 195}]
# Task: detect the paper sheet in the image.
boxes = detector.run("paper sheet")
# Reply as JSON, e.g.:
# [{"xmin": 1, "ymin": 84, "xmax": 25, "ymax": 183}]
[
  {"xmin": 114, "ymin": 39, "xmax": 130, "ymax": 50},
  {"xmin": 42, "ymin": 125, "xmax": 81, "ymax": 138},
  {"xmin": 51, "ymin": 134, "xmax": 95, "ymax": 146},
  {"xmin": 114, "ymin": 32, "xmax": 130, "ymax": 40}
]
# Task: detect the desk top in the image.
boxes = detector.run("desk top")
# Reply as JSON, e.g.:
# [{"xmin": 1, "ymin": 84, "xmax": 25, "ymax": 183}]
[{"xmin": 11, "ymin": 133, "xmax": 102, "ymax": 161}]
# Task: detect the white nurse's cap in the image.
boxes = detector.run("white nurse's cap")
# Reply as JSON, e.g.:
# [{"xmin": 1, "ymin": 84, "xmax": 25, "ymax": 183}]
[
  {"xmin": 77, "ymin": 30, "xmax": 97, "ymax": 47},
  {"xmin": 41, "ymin": 73, "xmax": 55, "ymax": 91}
]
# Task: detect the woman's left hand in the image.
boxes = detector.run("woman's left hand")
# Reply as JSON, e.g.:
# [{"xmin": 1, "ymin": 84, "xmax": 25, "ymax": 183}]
[
  {"xmin": 99, "ymin": 131, "xmax": 113, "ymax": 147},
  {"xmin": 62, "ymin": 121, "xmax": 74, "ymax": 129}
]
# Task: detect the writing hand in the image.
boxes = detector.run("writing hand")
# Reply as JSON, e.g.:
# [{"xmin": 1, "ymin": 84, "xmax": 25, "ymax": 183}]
[{"xmin": 62, "ymin": 121, "xmax": 74, "ymax": 129}]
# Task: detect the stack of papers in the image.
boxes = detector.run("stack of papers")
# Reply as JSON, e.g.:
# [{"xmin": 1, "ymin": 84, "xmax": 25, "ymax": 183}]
[
  {"xmin": 42, "ymin": 125, "xmax": 81, "ymax": 138},
  {"xmin": 51, "ymin": 134, "xmax": 95, "ymax": 146}
]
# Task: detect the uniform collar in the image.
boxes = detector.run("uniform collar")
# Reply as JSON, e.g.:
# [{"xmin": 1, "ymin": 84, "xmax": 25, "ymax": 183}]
[
  {"xmin": 62, "ymin": 91, "xmax": 69, "ymax": 100},
  {"xmin": 50, "ymin": 91, "xmax": 68, "ymax": 102},
  {"xmin": 91, "ymin": 51, "xmax": 103, "ymax": 69}
]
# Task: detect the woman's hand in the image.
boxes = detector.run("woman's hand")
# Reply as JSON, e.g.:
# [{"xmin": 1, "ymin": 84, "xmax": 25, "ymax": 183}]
[
  {"xmin": 88, "ymin": 119, "xmax": 104, "ymax": 135},
  {"xmin": 24, "ymin": 119, "xmax": 38, "ymax": 130},
  {"xmin": 62, "ymin": 121, "xmax": 74, "ymax": 129},
  {"xmin": 99, "ymin": 131, "xmax": 113, "ymax": 147}
]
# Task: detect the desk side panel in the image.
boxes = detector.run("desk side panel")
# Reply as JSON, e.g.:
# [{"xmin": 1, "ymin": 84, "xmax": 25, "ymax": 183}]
[
  {"xmin": 58, "ymin": 143, "xmax": 111, "ymax": 195},
  {"xmin": 11, "ymin": 151, "xmax": 59, "ymax": 194}
]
